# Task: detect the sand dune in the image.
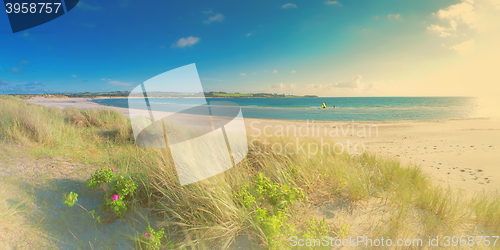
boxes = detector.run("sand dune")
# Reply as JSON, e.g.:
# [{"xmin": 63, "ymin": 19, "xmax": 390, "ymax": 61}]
[{"xmin": 27, "ymin": 97, "xmax": 500, "ymax": 195}]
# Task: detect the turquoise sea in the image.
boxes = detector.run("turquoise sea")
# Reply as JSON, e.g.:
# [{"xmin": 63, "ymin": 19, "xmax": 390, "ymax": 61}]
[{"xmin": 92, "ymin": 97, "xmax": 483, "ymax": 121}]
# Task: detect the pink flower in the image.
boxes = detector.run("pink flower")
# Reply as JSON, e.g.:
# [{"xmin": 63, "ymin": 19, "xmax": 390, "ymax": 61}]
[
  {"xmin": 109, "ymin": 168, "xmax": 115, "ymax": 172},
  {"xmin": 144, "ymin": 233, "xmax": 151, "ymax": 238},
  {"xmin": 111, "ymin": 194, "xmax": 119, "ymax": 201}
]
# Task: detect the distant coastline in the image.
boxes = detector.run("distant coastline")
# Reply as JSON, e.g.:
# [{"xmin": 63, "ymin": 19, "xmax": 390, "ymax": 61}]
[{"xmin": 7, "ymin": 91, "xmax": 318, "ymax": 99}]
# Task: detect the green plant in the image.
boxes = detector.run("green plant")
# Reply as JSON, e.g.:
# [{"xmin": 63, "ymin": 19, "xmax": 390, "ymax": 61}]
[
  {"xmin": 65, "ymin": 167, "xmax": 138, "ymax": 219},
  {"xmin": 87, "ymin": 168, "xmax": 115, "ymax": 190},
  {"xmin": 88, "ymin": 209, "xmax": 102, "ymax": 223},
  {"xmin": 103, "ymin": 175, "xmax": 138, "ymax": 217},
  {"xmin": 62, "ymin": 191, "xmax": 78, "ymax": 208},
  {"xmin": 254, "ymin": 208, "xmax": 295, "ymax": 249},
  {"xmin": 336, "ymin": 223, "xmax": 350, "ymax": 239},
  {"xmin": 233, "ymin": 183, "xmax": 256, "ymax": 208},
  {"xmin": 62, "ymin": 192, "xmax": 102, "ymax": 223},
  {"xmin": 302, "ymin": 218, "xmax": 331, "ymax": 240},
  {"xmin": 254, "ymin": 173, "xmax": 305, "ymax": 211},
  {"xmin": 139, "ymin": 226, "xmax": 165, "ymax": 250},
  {"xmin": 234, "ymin": 173, "xmax": 305, "ymax": 249},
  {"xmin": 87, "ymin": 167, "xmax": 138, "ymax": 218}
]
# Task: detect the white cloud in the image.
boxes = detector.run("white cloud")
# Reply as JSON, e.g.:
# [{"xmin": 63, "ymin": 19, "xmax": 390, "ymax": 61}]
[
  {"xmin": 253, "ymin": 72, "xmax": 258, "ymax": 75},
  {"xmin": 291, "ymin": 70, "xmax": 296, "ymax": 73},
  {"xmin": 172, "ymin": 36, "xmax": 200, "ymax": 48},
  {"xmin": 246, "ymin": 33, "xmax": 252, "ymax": 37},
  {"xmin": 7, "ymin": 67, "xmax": 24, "ymax": 74},
  {"xmin": 427, "ymin": 0, "xmax": 484, "ymax": 38},
  {"xmin": 434, "ymin": 0, "xmax": 475, "ymax": 28},
  {"xmin": 366, "ymin": 82, "xmax": 375, "ymax": 90},
  {"xmin": 372, "ymin": 0, "xmax": 500, "ymax": 96},
  {"xmin": 492, "ymin": 0, "xmax": 500, "ymax": 9},
  {"xmin": 108, "ymin": 80, "xmax": 132, "ymax": 86},
  {"xmin": 202, "ymin": 10, "xmax": 213, "ymax": 14},
  {"xmin": 427, "ymin": 24, "xmax": 453, "ymax": 37},
  {"xmin": 0, "ymin": 79, "xmax": 10, "ymax": 86},
  {"xmin": 281, "ymin": 3, "xmax": 297, "ymax": 9},
  {"xmin": 450, "ymin": 39, "xmax": 475, "ymax": 54},
  {"xmin": 325, "ymin": 1, "xmax": 342, "ymax": 6},
  {"xmin": 450, "ymin": 20, "xmax": 458, "ymax": 30},
  {"xmin": 100, "ymin": 78, "xmax": 106, "ymax": 81},
  {"xmin": 387, "ymin": 14, "xmax": 402, "ymax": 20},
  {"xmin": 374, "ymin": 16, "xmax": 380, "ymax": 19},
  {"xmin": 305, "ymin": 84, "xmax": 323, "ymax": 89},
  {"xmin": 272, "ymin": 83, "xmax": 286, "ymax": 88},
  {"xmin": 240, "ymin": 73, "xmax": 246, "ymax": 76},
  {"xmin": 204, "ymin": 13, "xmax": 225, "ymax": 24},
  {"xmin": 0, "ymin": 81, "xmax": 46, "ymax": 93},
  {"xmin": 332, "ymin": 75, "xmax": 363, "ymax": 88},
  {"xmin": 71, "ymin": 75, "xmax": 77, "ymax": 78},
  {"xmin": 273, "ymin": 70, "xmax": 278, "ymax": 73}
]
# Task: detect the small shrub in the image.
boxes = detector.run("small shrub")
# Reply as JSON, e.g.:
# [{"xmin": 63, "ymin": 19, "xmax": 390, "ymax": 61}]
[
  {"xmin": 62, "ymin": 191, "xmax": 78, "ymax": 208},
  {"xmin": 254, "ymin": 173, "xmax": 305, "ymax": 211},
  {"xmin": 103, "ymin": 175, "xmax": 138, "ymax": 217},
  {"xmin": 68, "ymin": 167, "xmax": 138, "ymax": 218},
  {"xmin": 233, "ymin": 183, "xmax": 256, "ymax": 208},
  {"xmin": 302, "ymin": 218, "xmax": 331, "ymax": 240},
  {"xmin": 254, "ymin": 208, "xmax": 295, "ymax": 249},
  {"xmin": 87, "ymin": 168, "xmax": 115, "ymax": 189},
  {"xmin": 234, "ymin": 173, "xmax": 305, "ymax": 249},
  {"xmin": 139, "ymin": 226, "xmax": 165, "ymax": 250}
]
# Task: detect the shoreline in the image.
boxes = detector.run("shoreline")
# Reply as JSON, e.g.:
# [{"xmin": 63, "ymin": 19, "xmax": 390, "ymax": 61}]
[
  {"xmin": 26, "ymin": 97, "xmax": 500, "ymax": 195},
  {"xmin": 43, "ymin": 96, "xmax": 491, "ymax": 124}
]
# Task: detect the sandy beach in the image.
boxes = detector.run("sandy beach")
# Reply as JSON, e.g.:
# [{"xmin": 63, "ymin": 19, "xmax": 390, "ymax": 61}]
[{"xmin": 27, "ymin": 97, "xmax": 500, "ymax": 195}]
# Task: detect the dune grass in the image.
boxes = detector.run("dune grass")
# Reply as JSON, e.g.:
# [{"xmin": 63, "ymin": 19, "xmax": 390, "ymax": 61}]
[{"xmin": 0, "ymin": 95, "xmax": 499, "ymax": 249}]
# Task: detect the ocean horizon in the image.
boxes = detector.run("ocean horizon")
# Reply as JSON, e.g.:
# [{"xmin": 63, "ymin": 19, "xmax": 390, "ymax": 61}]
[{"xmin": 92, "ymin": 96, "xmax": 483, "ymax": 121}]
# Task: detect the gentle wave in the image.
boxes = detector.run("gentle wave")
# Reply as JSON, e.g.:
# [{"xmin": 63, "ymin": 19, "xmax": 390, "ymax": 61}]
[{"xmin": 92, "ymin": 97, "xmax": 480, "ymax": 121}]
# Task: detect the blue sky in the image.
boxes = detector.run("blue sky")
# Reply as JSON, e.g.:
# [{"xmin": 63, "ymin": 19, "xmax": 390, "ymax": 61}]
[{"xmin": 1, "ymin": 0, "xmax": 499, "ymax": 96}]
